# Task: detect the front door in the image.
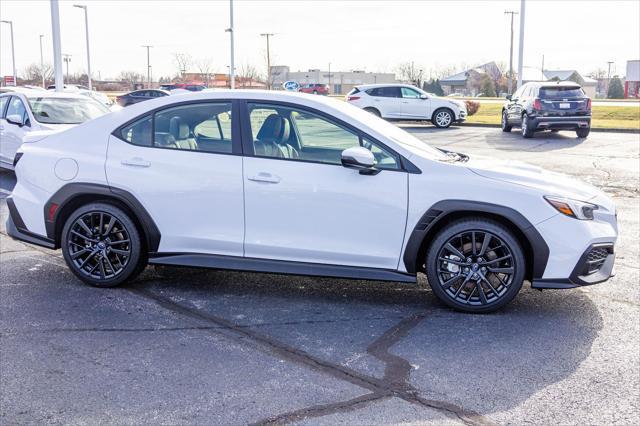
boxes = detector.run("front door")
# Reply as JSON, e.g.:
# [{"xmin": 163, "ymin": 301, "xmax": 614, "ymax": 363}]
[
  {"xmin": 106, "ymin": 100, "xmax": 245, "ymax": 255},
  {"xmin": 242, "ymin": 102, "xmax": 408, "ymax": 269},
  {"xmin": 400, "ymin": 87, "xmax": 431, "ymax": 119},
  {"xmin": 0, "ymin": 96, "xmax": 29, "ymax": 166}
]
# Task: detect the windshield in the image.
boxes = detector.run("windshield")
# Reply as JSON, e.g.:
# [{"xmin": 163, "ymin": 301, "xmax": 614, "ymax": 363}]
[{"xmin": 28, "ymin": 97, "xmax": 110, "ymax": 124}]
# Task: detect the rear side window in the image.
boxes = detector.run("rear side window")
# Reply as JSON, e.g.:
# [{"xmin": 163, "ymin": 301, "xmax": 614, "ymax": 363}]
[
  {"xmin": 0, "ymin": 96, "xmax": 8, "ymax": 118},
  {"xmin": 347, "ymin": 88, "xmax": 360, "ymax": 96},
  {"xmin": 539, "ymin": 87, "xmax": 584, "ymax": 98},
  {"xmin": 366, "ymin": 87, "xmax": 401, "ymax": 98},
  {"xmin": 120, "ymin": 115, "xmax": 152, "ymax": 146}
]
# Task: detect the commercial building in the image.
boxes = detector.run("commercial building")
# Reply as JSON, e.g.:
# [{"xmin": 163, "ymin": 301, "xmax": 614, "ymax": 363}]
[
  {"xmin": 624, "ymin": 60, "xmax": 639, "ymax": 98},
  {"xmin": 270, "ymin": 66, "xmax": 398, "ymax": 95},
  {"xmin": 542, "ymin": 70, "xmax": 597, "ymax": 98}
]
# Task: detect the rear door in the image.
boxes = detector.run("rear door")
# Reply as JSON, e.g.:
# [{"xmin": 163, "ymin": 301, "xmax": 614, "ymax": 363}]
[
  {"xmin": 367, "ymin": 87, "xmax": 402, "ymax": 118},
  {"xmin": 106, "ymin": 100, "xmax": 245, "ymax": 255}
]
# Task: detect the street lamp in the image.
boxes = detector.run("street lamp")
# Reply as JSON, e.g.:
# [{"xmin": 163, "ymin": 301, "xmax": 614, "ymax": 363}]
[
  {"xmin": 260, "ymin": 33, "xmax": 274, "ymax": 89},
  {"xmin": 1, "ymin": 20, "xmax": 17, "ymax": 86},
  {"xmin": 63, "ymin": 54, "xmax": 71, "ymax": 79},
  {"xmin": 226, "ymin": 0, "xmax": 235, "ymax": 89},
  {"xmin": 73, "ymin": 4, "xmax": 92, "ymax": 90},
  {"xmin": 39, "ymin": 34, "xmax": 45, "ymax": 88}
]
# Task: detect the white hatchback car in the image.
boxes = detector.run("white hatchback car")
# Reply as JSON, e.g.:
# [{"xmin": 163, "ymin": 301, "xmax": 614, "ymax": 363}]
[
  {"xmin": 7, "ymin": 90, "xmax": 617, "ymax": 313},
  {"xmin": 346, "ymin": 84, "xmax": 467, "ymax": 128},
  {"xmin": 0, "ymin": 90, "xmax": 110, "ymax": 169}
]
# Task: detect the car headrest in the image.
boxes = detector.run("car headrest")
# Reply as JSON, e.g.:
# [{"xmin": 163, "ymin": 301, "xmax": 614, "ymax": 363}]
[
  {"xmin": 256, "ymin": 114, "xmax": 289, "ymax": 144},
  {"xmin": 169, "ymin": 116, "xmax": 189, "ymax": 140}
]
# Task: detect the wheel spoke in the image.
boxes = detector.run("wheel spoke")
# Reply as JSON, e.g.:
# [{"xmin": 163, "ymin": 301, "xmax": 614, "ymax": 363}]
[
  {"xmin": 110, "ymin": 248, "xmax": 130, "ymax": 256},
  {"xmin": 476, "ymin": 281, "xmax": 488, "ymax": 304},
  {"xmin": 487, "ymin": 267, "xmax": 514, "ymax": 274},
  {"xmin": 481, "ymin": 275, "xmax": 501, "ymax": 297},
  {"xmin": 453, "ymin": 277, "xmax": 470, "ymax": 298},
  {"xmin": 103, "ymin": 216, "xmax": 116, "ymax": 236},
  {"xmin": 76, "ymin": 218, "xmax": 92, "ymax": 235},
  {"xmin": 78, "ymin": 250, "xmax": 98, "ymax": 269},
  {"xmin": 482, "ymin": 254, "xmax": 512, "ymax": 265},
  {"xmin": 441, "ymin": 274, "xmax": 463, "ymax": 288},
  {"xmin": 71, "ymin": 248, "xmax": 90, "ymax": 260},
  {"xmin": 479, "ymin": 233, "xmax": 491, "ymax": 256},
  {"xmin": 71, "ymin": 230, "xmax": 97, "ymax": 243},
  {"xmin": 98, "ymin": 257, "xmax": 106, "ymax": 279},
  {"xmin": 104, "ymin": 255, "xmax": 117, "ymax": 276},
  {"xmin": 98, "ymin": 213, "xmax": 104, "ymax": 236},
  {"xmin": 438, "ymin": 257, "xmax": 467, "ymax": 266},
  {"xmin": 471, "ymin": 232, "xmax": 476, "ymax": 256},
  {"xmin": 109, "ymin": 239, "xmax": 130, "ymax": 246},
  {"xmin": 444, "ymin": 243, "xmax": 465, "ymax": 260}
]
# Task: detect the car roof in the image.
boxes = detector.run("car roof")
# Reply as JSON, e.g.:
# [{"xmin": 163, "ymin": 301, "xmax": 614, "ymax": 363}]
[
  {"xmin": 0, "ymin": 89, "xmax": 89, "ymax": 99},
  {"xmin": 527, "ymin": 81, "xmax": 582, "ymax": 88},
  {"xmin": 355, "ymin": 83, "xmax": 418, "ymax": 90}
]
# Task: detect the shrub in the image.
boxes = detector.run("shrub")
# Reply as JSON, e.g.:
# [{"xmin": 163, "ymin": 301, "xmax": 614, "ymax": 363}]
[
  {"xmin": 465, "ymin": 100, "xmax": 480, "ymax": 116},
  {"xmin": 607, "ymin": 77, "xmax": 624, "ymax": 99}
]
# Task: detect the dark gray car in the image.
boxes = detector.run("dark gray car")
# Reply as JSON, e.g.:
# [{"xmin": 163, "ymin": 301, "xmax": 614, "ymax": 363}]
[
  {"xmin": 501, "ymin": 81, "xmax": 592, "ymax": 138},
  {"xmin": 116, "ymin": 89, "xmax": 169, "ymax": 107}
]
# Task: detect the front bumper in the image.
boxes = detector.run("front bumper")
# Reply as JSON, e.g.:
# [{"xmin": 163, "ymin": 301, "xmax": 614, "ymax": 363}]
[
  {"xmin": 531, "ymin": 115, "xmax": 591, "ymax": 130},
  {"xmin": 456, "ymin": 110, "xmax": 467, "ymax": 122},
  {"xmin": 532, "ymin": 243, "xmax": 615, "ymax": 289}
]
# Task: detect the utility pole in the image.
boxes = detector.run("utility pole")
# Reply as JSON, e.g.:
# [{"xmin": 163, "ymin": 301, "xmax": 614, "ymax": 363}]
[
  {"xmin": 606, "ymin": 61, "xmax": 614, "ymax": 97},
  {"xmin": 516, "ymin": 0, "xmax": 526, "ymax": 89},
  {"xmin": 0, "ymin": 20, "xmax": 16, "ymax": 86},
  {"xmin": 50, "ymin": 0, "xmax": 64, "ymax": 91},
  {"xmin": 328, "ymin": 62, "xmax": 331, "ymax": 94},
  {"xmin": 541, "ymin": 54, "xmax": 544, "ymax": 80},
  {"xmin": 504, "ymin": 10, "xmax": 518, "ymax": 94},
  {"xmin": 260, "ymin": 33, "xmax": 274, "ymax": 89},
  {"xmin": 226, "ymin": 0, "xmax": 236, "ymax": 89},
  {"xmin": 39, "ymin": 34, "xmax": 45, "ymax": 88},
  {"xmin": 63, "ymin": 54, "xmax": 71, "ymax": 79},
  {"xmin": 142, "ymin": 45, "xmax": 152, "ymax": 88},
  {"xmin": 73, "ymin": 4, "xmax": 92, "ymax": 90}
]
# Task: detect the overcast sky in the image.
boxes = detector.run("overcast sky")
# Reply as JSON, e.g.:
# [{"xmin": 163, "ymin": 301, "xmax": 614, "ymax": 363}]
[{"xmin": 0, "ymin": 0, "xmax": 638, "ymax": 81}]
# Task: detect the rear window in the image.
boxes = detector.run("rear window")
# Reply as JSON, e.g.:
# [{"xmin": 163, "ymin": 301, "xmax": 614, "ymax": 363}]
[
  {"xmin": 366, "ymin": 87, "xmax": 401, "ymax": 98},
  {"xmin": 539, "ymin": 87, "xmax": 584, "ymax": 98}
]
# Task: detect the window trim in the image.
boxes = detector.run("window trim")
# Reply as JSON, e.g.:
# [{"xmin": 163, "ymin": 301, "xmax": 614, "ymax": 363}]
[
  {"xmin": 0, "ymin": 95, "xmax": 10, "ymax": 119},
  {"xmin": 239, "ymin": 99, "xmax": 418, "ymax": 173},
  {"xmin": 112, "ymin": 99, "xmax": 243, "ymax": 156}
]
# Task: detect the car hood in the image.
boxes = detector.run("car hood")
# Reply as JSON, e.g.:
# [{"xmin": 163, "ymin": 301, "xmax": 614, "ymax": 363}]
[
  {"xmin": 465, "ymin": 155, "xmax": 603, "ymax": 202},
  {"xmin": 23, "ymin": 123, "xmax": 76, "ymax": 143}
]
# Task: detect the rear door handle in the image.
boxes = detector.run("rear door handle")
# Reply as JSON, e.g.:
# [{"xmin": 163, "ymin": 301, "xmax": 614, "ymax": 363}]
[
  {"xmin": 121, "ymin": 157, "xmax": 151, "ymax": 168},
  {"xmin": 248, "ymin": 172, "xmax": 280, "ymax": 184}
]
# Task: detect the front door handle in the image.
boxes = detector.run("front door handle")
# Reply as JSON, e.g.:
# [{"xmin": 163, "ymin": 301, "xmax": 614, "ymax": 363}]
[
  {"xmin": 121, "ymin": 157, "xmax": 151, "ymax": 168},
  {"xmin": 248, "ymin": 172, "xmax": 280, "ymax": 184}
]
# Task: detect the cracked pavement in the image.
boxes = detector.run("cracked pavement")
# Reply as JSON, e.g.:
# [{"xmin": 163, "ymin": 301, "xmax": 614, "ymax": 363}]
[{"xmin": 1, "ymin": 127, "xmax": 639, "ymax": 425}]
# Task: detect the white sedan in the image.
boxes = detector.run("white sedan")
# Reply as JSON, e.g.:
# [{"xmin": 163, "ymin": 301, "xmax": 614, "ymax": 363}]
[
  {"xmin": 346, "ymin": 84, "xmax": 467, "ymax": 128},
  {"xmin": 6, "ymin": 90, "xmax": 617, "ymax": 313},
  {"xmin": 0, "ymin": 89, "xmax": 110, "ymax": 169}
]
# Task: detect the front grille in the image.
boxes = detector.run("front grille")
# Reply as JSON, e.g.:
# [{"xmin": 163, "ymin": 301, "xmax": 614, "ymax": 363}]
[{"xmin": 585, "ymin": 245, "xmax": 613, "ymax": 274}]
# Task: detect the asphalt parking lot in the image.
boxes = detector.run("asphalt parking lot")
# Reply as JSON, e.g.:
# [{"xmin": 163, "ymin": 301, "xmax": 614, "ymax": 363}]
[{"xmin": 1, "ymin": 127, "xmax": 638, "ymax": 425}]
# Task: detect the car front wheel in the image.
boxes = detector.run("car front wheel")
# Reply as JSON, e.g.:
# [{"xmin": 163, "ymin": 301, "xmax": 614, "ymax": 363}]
[
  {"xmin": 433, "ymin": 108, "xmax": 454, "ymax": 128},
  {"xmin": 425, "ymin": 219, "xmax": 525, "ymax": 313},
  {"xmin": 61, "ymin": 202, "xmax": 144, "ymax": 287}
]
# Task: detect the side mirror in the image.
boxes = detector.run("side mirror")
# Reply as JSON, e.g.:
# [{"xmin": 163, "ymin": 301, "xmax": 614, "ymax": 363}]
[
  {"xmin": 6, "ymin": 114, "xmax": 24, "ymax": 127},
  {"xmin": 341, "ymin": 146, "xmax": 376, "ymax": 172},
  {"xmin": 505, "ymin": 94, "xmax": 512, "ymax": 101},
  {"xmin": 420, "ymin": 94, "xmax": 428, "ymax": 100}
]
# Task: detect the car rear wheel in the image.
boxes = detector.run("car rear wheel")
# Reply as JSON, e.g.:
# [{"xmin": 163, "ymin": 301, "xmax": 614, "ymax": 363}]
[
  {"xmin": 521, "ymin": 114, "xmax": 535, "ymax": 138},
  {"xmin": 501, "ymin": 110, "xmax": 512, "ymax": 132},
  {"xmin": 576, "ymin": 127, "xmax": 590, "ymax": 138},
  {"xmin": 433, "ymin": 108, "xmax": 454, "ymax": 128},
  {"xmin": 425, "ymin": 219, "xmax": 525, "ymax": 313},
  {"xmin": 364, "ymin": 107, "xmax": 381, "ymax": 117},
  {"xmin": 61, "ymin": 203, "xmax": 144, "ymax": 287}
]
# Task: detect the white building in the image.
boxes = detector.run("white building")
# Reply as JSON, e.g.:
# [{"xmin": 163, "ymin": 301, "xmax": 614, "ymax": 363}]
[{"xmin": 270, "ymin": 66, "xmax": 398, "ymax": 95}]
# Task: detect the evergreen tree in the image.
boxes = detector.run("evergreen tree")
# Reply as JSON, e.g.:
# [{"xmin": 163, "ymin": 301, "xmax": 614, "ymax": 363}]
[{"xmin": 607, "ymin": 76, "xmax": 624, "ymax": 99}]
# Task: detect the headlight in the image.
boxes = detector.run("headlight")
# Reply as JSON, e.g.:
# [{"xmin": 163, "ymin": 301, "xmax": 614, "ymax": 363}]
[{"xmin": 544, "ymin": 196, "xmax": 598, "ymax": 220}]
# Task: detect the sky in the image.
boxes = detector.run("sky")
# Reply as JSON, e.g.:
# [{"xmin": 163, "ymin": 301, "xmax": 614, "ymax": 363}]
[{"xmin": 0, "ymin": 0, "xmax": 638, "ymax": 81}]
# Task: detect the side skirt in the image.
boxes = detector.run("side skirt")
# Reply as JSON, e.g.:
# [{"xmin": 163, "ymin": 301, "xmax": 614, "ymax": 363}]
[{"xmin": 149, "ymin": 253, "xmax": 417, "ymax": 283}]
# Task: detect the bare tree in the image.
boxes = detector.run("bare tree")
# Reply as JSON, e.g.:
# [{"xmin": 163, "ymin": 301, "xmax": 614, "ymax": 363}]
[
  {"xmin": 118, "ymin": 70, "xmax": 145, "ymax": 87},
  {"xmin": 173, "ymin": 53, "xmax": 192, "ymax": 79},
  {"xmin": 396, "ymin": 62, "xmax": 424, "ymax": 87},
  {"xmin": 21, "ymin": 63, "xmax": 53, "ymax": 84},
  {"xmin": 238, "ymin": 63, "xmax": 262, "ymax": 88},
  {"xmin": 196, "ymin": 58, "xmax": 214, "ymax": 86}
]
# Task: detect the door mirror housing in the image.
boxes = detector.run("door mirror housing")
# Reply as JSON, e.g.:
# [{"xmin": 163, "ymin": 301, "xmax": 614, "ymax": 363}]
[
  {"xmin": 341, "ymin": 146, "xmax": 376, "ymax": 171},
  {"xmin": 420, "ymin": 94, "xmax": 428, "ymax": 100},
  {"xmin": 505, "ymin": 94, "xmax": 512, "ymax": 101},
  {"xmin": 6, "ymin": 114, "xmax": 25, "ymax": 127}
]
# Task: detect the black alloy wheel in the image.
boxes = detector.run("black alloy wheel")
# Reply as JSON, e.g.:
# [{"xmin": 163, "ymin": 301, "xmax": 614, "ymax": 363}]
[
  {"xmin": 61, "ymin": 203, "xmax": 144, "ymax": 287},
  {"xmin": 425, "ymin": 219, "xmax": 525, "ymax": 313}
]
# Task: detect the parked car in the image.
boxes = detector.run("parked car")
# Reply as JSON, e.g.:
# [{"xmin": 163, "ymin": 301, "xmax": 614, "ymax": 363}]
[
  {"xmin": 346, "ymin": 84, "xmax": 467, "ymax": 128},
  {"xmin": 6, "ymin": 90, "xmax": 617, "ymax": 313},
  {"xmin": 298, "ymin": 83, "xmax": 329, "ymax": 95},
  {"xmin": 0, "ymin": 90, "xmax": 110, "ymax": 169},
  {"xmin": 116, "ymin": 89, "xmax": 169, "ymax": 107},
  {"xmin": 159, "ymin": 83, "xmax": 206, "ymax": 92},
  {"xmin": 502, "ymin": 81, "xmax": 592, "ymax": 138},
  {"xmin": 47, "ymin": 84, "xmax": 90, "ymax": 91}
]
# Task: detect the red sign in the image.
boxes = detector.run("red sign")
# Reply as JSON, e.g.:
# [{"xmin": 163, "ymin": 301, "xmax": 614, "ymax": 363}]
[{"xmin": 3, "ymin": 76, "xmax": 16, "ymax": 86}]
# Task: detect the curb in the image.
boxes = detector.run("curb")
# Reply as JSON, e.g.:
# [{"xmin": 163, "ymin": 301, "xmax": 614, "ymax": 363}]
[{"xmin": 399, "ymin": 122, "xmax": 640, "ymax": 134}]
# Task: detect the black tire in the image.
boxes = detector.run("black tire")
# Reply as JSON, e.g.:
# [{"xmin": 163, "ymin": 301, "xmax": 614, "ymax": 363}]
[
  {"xmin": 313, "ymin": 90, "xmax": 318, "ymax": 95},
  {"xmin": 576, "ymin": 127, "xmax": 590, "ymax": 138},
  {"xmin": 364, "ymin": 107, "xmax": 381, "ymax": 117},
  {"xmin": 425, "ymin": 218, "xmax": 525, "ymax": 313},
  {"xmin": 61, "ymin": 202, "xmax": 145, "ymax": 287},
  {"xmin": 432, "ymin": 108, "xmax": 454, "ymax": 128},
  {"xmin": 521, "ymin": 114, "xmax": 535, "ymax": 138},
  {"xmin": 501, "ymin": 110, "xmax": 512, "ymax": 132}
]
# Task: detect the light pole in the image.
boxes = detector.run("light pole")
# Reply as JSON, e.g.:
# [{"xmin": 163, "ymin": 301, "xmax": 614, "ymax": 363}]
[
  {"xmin": 39, "ymin": 34, "xmax": 45, "ymax": 88},
  {"xmin": 328, "ymin": 62, "xmax": 331, "ymax": 94},
  {"xmin": 73, "ymin": 4, "xmax": 92, "ymax": 90},
  {"xmin": 142, "ymin": 45, "xmax": 152, "ymax": 88},
  {"xmin": 516, "ymin": 0, "xmax": 526, "ymax": 89},
  {"xmin": 63, "ymin": 54, "xmax": 71, "ymax": 79},
  {"xmin": 50, "ymin": 0, "xmax": 64, "ymax": 91},
  {"xmin": 1, "ymin": 20, "xmax": 16, "ymax": 86},
  {"xmin": 226, "ymin": 0, "xmax": 235, "ymax": 89},
  {"xmin": 260, "ymin": 33, "xmax": 274, "ymax": 89},
  {"xmin": 504, "ymin": 10, "xmax": 518, "ymax": 94}
]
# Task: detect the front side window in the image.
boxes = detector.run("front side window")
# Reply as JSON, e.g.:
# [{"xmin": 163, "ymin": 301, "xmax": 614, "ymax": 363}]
[
  {"xmin": 6, "ymin": 97, "xmax": 29, "ymax": 126},
  {"xmin": 0, "ymin": 96, "xmax": 8, "ymax": 118},
  {"xmin": 248, "ymin": 103, "xmax": 400, "ymax": 169},
  {"xmin": 401, "ymin": 87, "xmax": 421, "ymax": 98}
]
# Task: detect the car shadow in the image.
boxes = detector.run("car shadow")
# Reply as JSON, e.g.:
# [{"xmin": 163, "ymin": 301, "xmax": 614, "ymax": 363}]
[{"xmin": 131, "ymin": 265, "xmax": 602, "ymax": 418}]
